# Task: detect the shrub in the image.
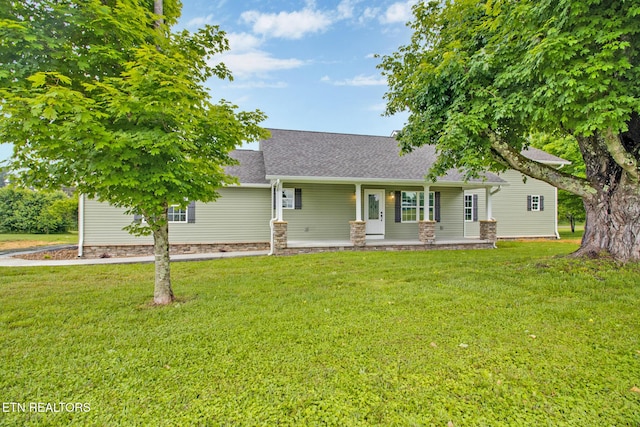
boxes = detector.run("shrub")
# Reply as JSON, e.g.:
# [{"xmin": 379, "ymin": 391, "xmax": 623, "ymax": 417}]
[{"xmin": 0, "ymin": 187, "xmax": 77, "ymax": 233}]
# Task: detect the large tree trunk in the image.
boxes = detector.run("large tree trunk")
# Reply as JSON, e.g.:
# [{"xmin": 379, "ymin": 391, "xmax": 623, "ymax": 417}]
[
  {"xmin": 152, "ymin": 209, "xmax": 174, "ymax": 305},
  {"xmin": 574, "ymin": 130, "xmax": 640, "ymax": 262},
  {"xmin": 577, "ymin": 181, "xmax": 640, "ymax": 261}
]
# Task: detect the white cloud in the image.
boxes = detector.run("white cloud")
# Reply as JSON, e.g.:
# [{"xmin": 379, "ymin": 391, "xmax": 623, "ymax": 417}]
[
  {"xmin": 380, "ymin": 1, "xmax": 416, "ymax": 24},
  {"xmin": 322, "ymin": 74, "xmax": 387, "ymax": 86},
  {"xmin": 226, "ymin": 32, "xmax": 262, "ymax": 52},
  {"xmin": 336, "ymin": 0, "xmax": 357, "ymax": 19},
  {"xmin": 229, "ymin": 81, "xmax": 289, "ymax": 89},
  {"xmin": 185, "ymin": 14, "xmax": 215, "ymax": 29},
  {"xmin": 241, "ymin": 7, "xmax": 332, "ymax": 39},
  {"xmin": 215, "ymin": 51, "xmax": 306, "ymax": 78}
]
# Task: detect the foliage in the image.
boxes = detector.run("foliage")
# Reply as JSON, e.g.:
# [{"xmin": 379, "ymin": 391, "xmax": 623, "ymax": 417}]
[
  {"xmin": 379, "ymin": 0, "xmax": 640, "ymax": 261},
  {"xmin": 0, "ymin": 0, "xmax": 268, "ymax": 301},
  {"xmin": 1, "ymin": 246, "xmax": 639, "ymax": 425},
  {"xmin": 380, "ymin": 0, "xmax": 639, "ymax": 177},
  {"xmin": 529, "ymin": 133, "xmax": 586, "ymax": 223},
  {"xmin": 0, "ymin": 186, "xmax": 77, "ymax": 234}
]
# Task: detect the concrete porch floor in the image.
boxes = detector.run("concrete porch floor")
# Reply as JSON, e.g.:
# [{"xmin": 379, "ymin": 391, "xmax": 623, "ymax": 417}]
[{"xmin": 286, "ymin": 238, "xmax": 493, "ymax": 249}]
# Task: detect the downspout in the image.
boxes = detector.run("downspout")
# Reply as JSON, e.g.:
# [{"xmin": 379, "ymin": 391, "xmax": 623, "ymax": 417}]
[
  {"xmin": 268, "ymin": 179, "xmax": 280, "ymax": 256},
  {"xmin": 77, "ymin": 193, "xmax": 85, "ymax": 257}
]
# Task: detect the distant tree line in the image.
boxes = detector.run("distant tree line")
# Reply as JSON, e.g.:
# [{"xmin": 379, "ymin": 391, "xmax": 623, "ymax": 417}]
[{"xmin": 0, "ymin": 186, "xmax": 78, "ymax": 234}]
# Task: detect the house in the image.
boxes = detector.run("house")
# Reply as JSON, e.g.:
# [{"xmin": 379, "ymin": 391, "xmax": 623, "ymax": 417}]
[{"xmin": 78, "ymin": 129, "xmax": 569, "ymax": 257}]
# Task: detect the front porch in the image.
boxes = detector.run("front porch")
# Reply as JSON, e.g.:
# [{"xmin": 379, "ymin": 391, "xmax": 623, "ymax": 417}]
[
  {"xmin": 277, "ymin": 237, "xmax": 496, "ymax": 255},
  {"xmin": 272, "ymin": 219, "xmax": 497, "ymax": 255}
]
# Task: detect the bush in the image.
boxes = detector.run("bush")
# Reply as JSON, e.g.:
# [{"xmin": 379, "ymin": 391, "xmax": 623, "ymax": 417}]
[{"xmin": 0, "ymin": 187, "xmax": 78, "ymax": 233}]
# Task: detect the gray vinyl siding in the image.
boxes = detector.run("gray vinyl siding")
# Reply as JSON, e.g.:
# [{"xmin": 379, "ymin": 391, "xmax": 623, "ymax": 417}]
[
  {"xmin": 365, "ymin": 186, "xmax": 465, "ymax": 240},
  {"xmin": 463, "ymin": 190, "xmax": 487, "ymax": 237},
  {"xmin": 83, "ymin": 187, "xmax": 271, "ymax": 245},
  {"xmin": 282, "ymin": 183, "xmax": 355, "ymax": 240},
  {"xmin": 491, "ymin": 170, "xmax": 557, "ymax": 238}
]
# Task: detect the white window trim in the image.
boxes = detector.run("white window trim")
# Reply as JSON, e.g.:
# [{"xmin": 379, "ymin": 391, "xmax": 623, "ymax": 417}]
[
  {"xmin": 531, "ymin": 195, "xmax": 541, "ymax": 212},
  {"xmin": 401, "ymin": 191, "xmax": 435, "ymax": 223},
  {"xmin": 282, "ymin": 188, "xmax": 295, "ymax": 210},
  {"xmin": 464, "ymin": 194, "xmax": 474, "ymax": 222},
  {"xmin": 168, "ymin": 204, "xmax": 188, "ymax": 223}
]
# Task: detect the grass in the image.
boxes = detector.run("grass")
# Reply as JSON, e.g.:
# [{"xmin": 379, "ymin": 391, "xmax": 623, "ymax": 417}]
[
  {"xmin": 1, "ymin": 241, "xmax": 639, "ymax": 426},
  {"xmin": 0, "ymin": 232, "xmax": 78, "ymax": 251}
]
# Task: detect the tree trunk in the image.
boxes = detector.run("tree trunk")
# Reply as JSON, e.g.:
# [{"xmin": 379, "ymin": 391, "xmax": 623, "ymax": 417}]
[
  {"xmin": 576, "ymin": 182, "xmax": 640, "ymax": 261},
  {"xmin": 572, "ymin": 130, "xmax": 640, "ymax": 262},
  {"xmin": 152, "ymin": 210, "xmax": 174, "ymax": 305}
]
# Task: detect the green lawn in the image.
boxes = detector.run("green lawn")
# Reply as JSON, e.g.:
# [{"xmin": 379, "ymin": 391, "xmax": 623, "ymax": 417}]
[{"xmin": 1, "ymin": 242, "xmax": 639, "ymax": 426}]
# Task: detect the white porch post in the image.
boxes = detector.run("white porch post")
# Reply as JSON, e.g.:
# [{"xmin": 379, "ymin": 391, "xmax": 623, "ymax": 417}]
[
  {"xmin": 423, "ymin": 185, "xmax": 430, "ymax": 220},
  {"xmin": 486, "ymin": 187, "xmax": 493, "ymax": 220},
  {"xmin": 276, "ymin": 181, "xmax": 284, "ymax": 221},
  {"xmin": 355, "ymin": 183, "xmax": 362, "ymax": 221}
]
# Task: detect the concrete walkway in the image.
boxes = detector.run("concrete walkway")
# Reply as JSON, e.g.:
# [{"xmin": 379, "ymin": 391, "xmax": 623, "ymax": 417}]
[{"xmin": 0, "ymin": 248, "xmax": 270, "ymax": 267}]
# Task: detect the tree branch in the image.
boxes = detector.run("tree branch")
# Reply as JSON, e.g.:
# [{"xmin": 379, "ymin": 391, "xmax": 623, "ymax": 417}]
[
  {"xmin": 487, "ymin": 131, "xmax": 596, "ymax": 198},
  {"xmin": 603, "ymin": 128, "xmax": 639, "ymax": 183}
]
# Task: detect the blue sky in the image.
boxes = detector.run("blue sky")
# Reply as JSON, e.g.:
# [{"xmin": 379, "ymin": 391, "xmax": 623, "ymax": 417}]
[
  {"xmin": 0, "ymin": 0, "xmax": 414, "ymax": 162},
  {"xmin": 180, "ymin": 0, "xmax": 415, "ymax": 148}
]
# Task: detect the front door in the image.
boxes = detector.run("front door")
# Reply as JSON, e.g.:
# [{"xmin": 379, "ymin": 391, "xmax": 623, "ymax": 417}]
[{"xmin": 364, "ymin": 189, "xmax": 385, "ymax": 237}]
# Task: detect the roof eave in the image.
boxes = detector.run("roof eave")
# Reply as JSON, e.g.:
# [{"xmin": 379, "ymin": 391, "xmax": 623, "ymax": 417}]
[{"xmin": 266, "ymin": 175, "xmax": 507, "ymax": 187}]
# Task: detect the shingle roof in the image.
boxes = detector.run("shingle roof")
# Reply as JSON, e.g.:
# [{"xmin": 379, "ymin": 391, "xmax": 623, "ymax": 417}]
[
  {"xmin": 260, "ymin": 129, "xmax": 503, "ymax": 184},
  {"xmin": 226, "ymin": 150, "xmax": 268, "ymax": 184},
  {"xmin": 228, "ymin": 129, "xmax": 569, "ymax": 185}
]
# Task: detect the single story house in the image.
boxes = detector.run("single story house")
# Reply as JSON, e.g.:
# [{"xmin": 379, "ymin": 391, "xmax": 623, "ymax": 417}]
[{"xmin": 78, "ymin": 129, "xmax": 569, "ymax": 257}]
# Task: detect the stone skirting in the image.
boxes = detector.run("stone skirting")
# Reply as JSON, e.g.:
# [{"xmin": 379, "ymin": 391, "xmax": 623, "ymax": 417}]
[
  {"xmin": 276, "ymin": 241, "xmax": 496, "ymax": 256},
  {"xmin": 349, "ymin": 221, "xmax": 366, "ymax": 247},
  {"xmin": 480, "ymin": 220, "xmax": 498, "ymax": 244},
  {"xmin": 272, "ymin": 221, "xmax": 288, "ymax": 254},
  {"xmin": 418, "ymin": 220, "xmax": 436, "ymax": 243},
  {"xmin": 81, "ymin": 242, "xmax": 270, "ymax": 258}
]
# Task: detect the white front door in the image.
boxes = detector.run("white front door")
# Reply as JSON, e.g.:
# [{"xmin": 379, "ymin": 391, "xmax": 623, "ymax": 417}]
[{"xmin": 364, "ymin": 189, "xmax": 385, "ymax": 237}]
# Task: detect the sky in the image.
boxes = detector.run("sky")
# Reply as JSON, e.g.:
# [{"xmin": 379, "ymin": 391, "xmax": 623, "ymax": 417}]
[{"xmin": 0, "ymin": 0, "xmax": 415, "ymax": 162}]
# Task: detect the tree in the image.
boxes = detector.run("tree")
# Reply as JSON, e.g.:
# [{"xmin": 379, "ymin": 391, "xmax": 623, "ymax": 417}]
[
  {"xmin": 0, "ymin": 0, "xmax": 268, "ymax": 303},
  {"xmin": 379, "ymin": 0, "xmax": 640, "ymax": 262},
  {"xmin": 529, "ymin": 133, "xmax": 585, "ymax": 232}
]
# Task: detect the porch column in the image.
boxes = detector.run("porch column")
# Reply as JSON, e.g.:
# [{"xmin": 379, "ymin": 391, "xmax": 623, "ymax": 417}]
[
  {"xmin": 486, "ymin": 187, "xmax": 493, "ymax": 220},
  {"xmin": 273, "ymin": 221, "xmax": 288, "ymax": 253},
  {"xmin": 350, "ymin": 221, "xmax": 366, "ymax": 247},
  {"xmin": 276, "ymin": 181, "xmax": 284, "ymax": 221},
  {"xmin": 480, "ymin": 220, "xmax": 497, "ymax": 245},
  {"xmin": 418, "ymin": 185, "xmax": 435, "ymax": 244},
  {"xmin": 355, "ymin": 183, "xmax": 362, "ymax": 221}
]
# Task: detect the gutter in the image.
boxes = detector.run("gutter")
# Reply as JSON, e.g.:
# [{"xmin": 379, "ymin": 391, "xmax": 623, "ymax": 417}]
[
  {"xmin": 268, "ymin": 179, "xmax": 280, "ymax": 256},
  {"xmin": 77, "ymin": 194, "xmax": 84, "ymax": 257}
]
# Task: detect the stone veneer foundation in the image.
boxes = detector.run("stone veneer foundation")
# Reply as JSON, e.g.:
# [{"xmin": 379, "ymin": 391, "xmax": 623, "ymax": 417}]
[{"xmin": 81, "ymin": 242, "xmax": 270, "ymax": 258}]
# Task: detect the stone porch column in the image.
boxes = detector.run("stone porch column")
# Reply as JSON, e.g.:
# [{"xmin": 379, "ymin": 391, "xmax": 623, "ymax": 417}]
[
  {"xmin": 480, "ymin": 220, "xmax": 497, "ymax": 244},
  {"xmin": 419, "ymin": 220, "xmax": 436, "ymax": 244},
  {"xmin": 350, "ymin": 220, "xmax": 366, "ymax": 247},
  {"xmin": 273, "ymin": 221, "xmax": 288, "ymax": 253}
]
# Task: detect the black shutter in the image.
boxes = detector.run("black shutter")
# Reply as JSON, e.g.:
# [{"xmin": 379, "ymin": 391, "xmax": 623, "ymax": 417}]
[
  {"xmin": 540, "ymin": 195, "xmax": 544, "ymax": 211},
  {"xmin": 527, "ymin": 195, "xmax": 532, "ymax": 211},
  {"xmin": 473, "ymin": 194, "xmax": 478, "ymax": 222},
  {"xmin": 395, "ymin": 191, "xmax": 401, "ymax": 222},
  {"xmin": 133, "ymin": 214, "xmax": 142, "ymax": 224},
  {"xmin": 187, "ymin": 201, "xmax": 196, "ymax": 223},
  {"xmin": 434, "ymin": 192, "xmax": 441, "ymax": 222},
  {"xmin": 294, "ymin": 188, "xmax": 302, "ymax": 209}
]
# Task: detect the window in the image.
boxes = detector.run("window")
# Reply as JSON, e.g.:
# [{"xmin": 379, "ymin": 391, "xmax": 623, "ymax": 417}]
[
  {"xmin": 400, "ymin": 191, "xmax": 435, "ymax": 222},
  {"xmin": 464, "ymin": 195, "xmax": 474, "ymax": 222},
  {"xmin": 528, "ymin": 195, "xmax": 544, "ymax": 212},
  {"xmin": 168, "ymin": 205, "xmax": 187, "ymax": 223},
  {"xmin": 401, "ymin": 191, "xmax": 418, "ymax": 222},
  {"xmin": 282, "ymin": 188, "xmax": 294, "ymax": 209}
]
